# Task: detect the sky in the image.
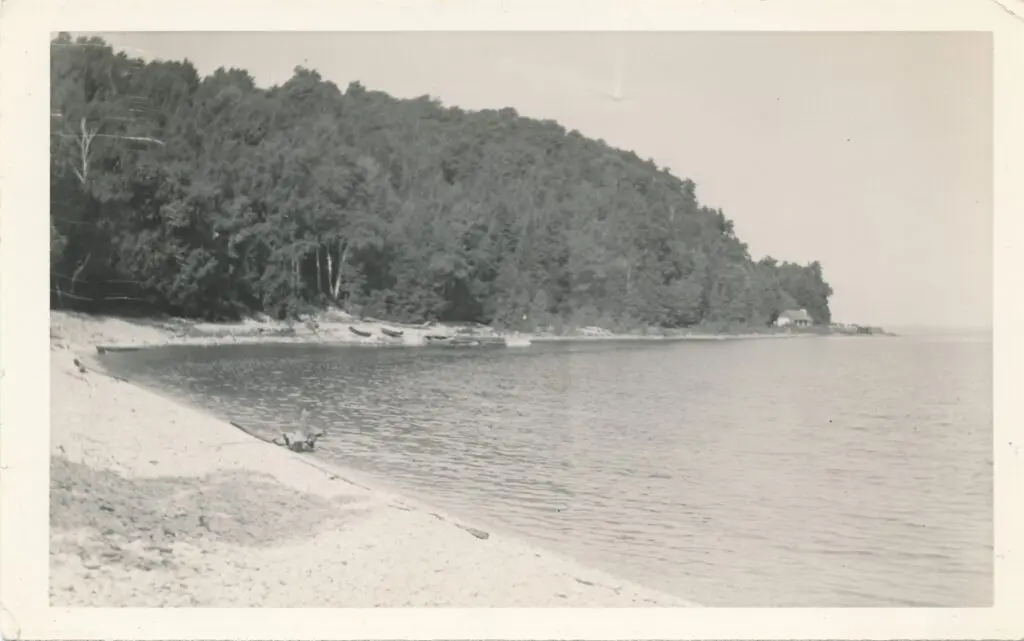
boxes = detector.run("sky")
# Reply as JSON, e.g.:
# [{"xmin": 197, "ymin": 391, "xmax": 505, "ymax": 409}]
[{"xmin": 94, "ymin": 31, "xmax": 993, "ymax": 329}]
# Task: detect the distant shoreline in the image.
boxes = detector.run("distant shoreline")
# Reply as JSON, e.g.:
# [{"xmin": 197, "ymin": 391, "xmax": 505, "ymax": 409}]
[{"xmin": 51, "ymin": 310, "xmax": 888, "ymax": 356}]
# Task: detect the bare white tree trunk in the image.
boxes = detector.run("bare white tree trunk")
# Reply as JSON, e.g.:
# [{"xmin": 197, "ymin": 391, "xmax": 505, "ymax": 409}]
[
  {"xmin": 52, "ymin": 115, "xmax": 165, "ymax": 186},
  {"xmin": 325, "ymin": 249, "xmax": 334, "ymax": 297},
  {"xmin": 315, "ymin": 246, "xmax": 323, "ymax": 294},
  {"xmin": 72, "ymin": 117, "xmax": 98, "ymax": 185},
  {"xmin": 331, "ymin": 241, "xmax": 348, "ymax": 300}
]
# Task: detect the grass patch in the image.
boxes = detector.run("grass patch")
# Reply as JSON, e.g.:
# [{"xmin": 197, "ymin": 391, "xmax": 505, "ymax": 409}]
[{"xmin": 51, "ymin": 456, "xmax": 364, "ymax": 572}]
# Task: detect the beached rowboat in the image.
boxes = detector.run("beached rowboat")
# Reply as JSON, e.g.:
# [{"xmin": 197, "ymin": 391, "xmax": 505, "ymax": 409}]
[
  {"xmin": 95, "ymin": 345, "xmax": 144, "ymax": 354},
  {"xmin": 349, "ymin": 326, "xmax": 373, "ymax": 338},
  {"xmin": 426, "ymin": 335, "xmax": 507, "ymax": 349}
]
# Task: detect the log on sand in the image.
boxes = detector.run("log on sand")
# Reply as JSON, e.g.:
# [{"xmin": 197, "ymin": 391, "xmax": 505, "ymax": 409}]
[{"xmin": 229, "ymin": 409, "xmax": 324, "ymax": 453}]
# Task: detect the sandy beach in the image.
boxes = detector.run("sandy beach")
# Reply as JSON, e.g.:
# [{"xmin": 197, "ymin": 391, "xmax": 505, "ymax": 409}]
[{"xmin": 49, "ymin": 311, "xmax": 697, "ymax": 607}]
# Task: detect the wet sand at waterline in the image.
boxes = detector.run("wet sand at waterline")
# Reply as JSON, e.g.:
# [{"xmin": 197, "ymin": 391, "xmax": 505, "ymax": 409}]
[{"xmin": 48, "ymin": 322, "xmax": 695, "ymax": 606}]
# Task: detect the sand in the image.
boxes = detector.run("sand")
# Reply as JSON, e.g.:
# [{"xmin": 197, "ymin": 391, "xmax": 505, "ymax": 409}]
[{"xmin": 49, "ymin": 311, "xmax": 697, "ymax": 607}]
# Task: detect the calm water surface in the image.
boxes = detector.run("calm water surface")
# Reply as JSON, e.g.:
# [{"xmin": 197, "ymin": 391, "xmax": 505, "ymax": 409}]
[{"xmin": 102, "ymin": 334, "xmax": 992, "ymax": 606}]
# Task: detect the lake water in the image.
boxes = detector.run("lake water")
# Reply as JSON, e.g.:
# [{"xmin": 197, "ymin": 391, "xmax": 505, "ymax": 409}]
[{"xmin": 100, "ymin": 333, "xmax": 993, "ymax": 606}]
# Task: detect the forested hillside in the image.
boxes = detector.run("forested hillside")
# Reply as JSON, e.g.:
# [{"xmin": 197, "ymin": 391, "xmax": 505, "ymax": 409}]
[{"xmin": 50, "ymin": 34, "xmax": 833, "ymax": 329}]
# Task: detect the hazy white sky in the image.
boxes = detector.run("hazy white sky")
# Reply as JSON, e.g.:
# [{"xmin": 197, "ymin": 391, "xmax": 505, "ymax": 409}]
[{"xmin": 96, "ymin": 31, "xmax": 992, "ymax": 328}]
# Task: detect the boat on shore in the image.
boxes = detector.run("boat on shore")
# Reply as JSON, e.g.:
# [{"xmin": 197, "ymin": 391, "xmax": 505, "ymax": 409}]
[
  {"xmin": 427, "ymin": 335, "xmax": 507, "ymax": 349},
  {"xmin": 381, "ymin": 327, "xmax": 404, "ymax": 338},
  {"xmin": 434, "ymin": 331, "xmax": 509, "ymax": 346},
  {"xmin": 467, "ymin": 335, "xmax": 507, "ymax": 348},
  {"xmin": 349, "ymin": 326, "xmax": 373, "ymax": 338},
  {"xmin": 95, "ymin": 345, "xmax": 144, "ymax": 354}
]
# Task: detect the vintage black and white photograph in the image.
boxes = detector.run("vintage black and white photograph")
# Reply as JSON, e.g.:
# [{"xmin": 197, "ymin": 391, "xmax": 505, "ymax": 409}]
[{"xmin": 38, "ymin": 26, "xmax": 995, "ymax": 613}]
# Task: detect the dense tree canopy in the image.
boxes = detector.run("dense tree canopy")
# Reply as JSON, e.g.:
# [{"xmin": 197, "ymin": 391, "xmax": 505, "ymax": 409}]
[{"xmin": 50, "ymin": 34, "xmax": 833, "ymax": 328}]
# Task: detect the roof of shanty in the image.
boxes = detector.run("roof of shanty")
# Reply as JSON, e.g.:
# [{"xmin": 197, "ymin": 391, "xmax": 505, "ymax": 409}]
[{"xmin": 780, "ymin": 309, "xmax": 813, "ymax": 322}]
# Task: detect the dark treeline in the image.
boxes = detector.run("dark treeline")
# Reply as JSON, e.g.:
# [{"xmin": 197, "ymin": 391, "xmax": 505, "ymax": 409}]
[{"xmin": 50, "ymin": 34, "xmax": 833, "ymax": 329}]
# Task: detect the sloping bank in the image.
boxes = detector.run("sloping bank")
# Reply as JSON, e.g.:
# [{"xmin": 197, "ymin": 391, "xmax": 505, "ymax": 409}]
[{"xmin": 49, "ymin": 311, "xmax": 698, "ymax": 607}]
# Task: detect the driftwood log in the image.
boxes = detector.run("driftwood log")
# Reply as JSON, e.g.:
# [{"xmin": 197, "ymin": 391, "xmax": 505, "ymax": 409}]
[
  {"xmin": 229, "ymin": 409, "xmax": 324, "ymax": 453},
  {"xmin": 276, "ymin": 429, "xmax": 324, "ymax": 452}
]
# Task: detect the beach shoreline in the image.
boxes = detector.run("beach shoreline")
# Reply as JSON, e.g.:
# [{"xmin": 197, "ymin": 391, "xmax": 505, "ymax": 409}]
[
  {"xmin": 50, "ymin": 309, "xmax": 832, "ymax": 357},
  {"xmin": 49, "ymin": 310, "xmax": 701, "ymax": 607}
]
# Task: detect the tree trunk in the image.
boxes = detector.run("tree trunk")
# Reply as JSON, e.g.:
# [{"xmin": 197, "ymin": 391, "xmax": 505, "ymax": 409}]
[
  {"xmin": 70, "ymin": 253, "xmax": 91, "ymax": 296},
  {"xmin": 73, "ymin": 117, "xmax": 97, "ymax": 185},
  {"xmin": 316, "ymin": 246, "xmax": 323, "ymax": 294},
  {"xmin": 326, "ymin": 249, "xmax": 334, "ymax": 298},
  {"xmin": 331, "ymin": 241, "xmax": 348, "ymax": 300}
]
